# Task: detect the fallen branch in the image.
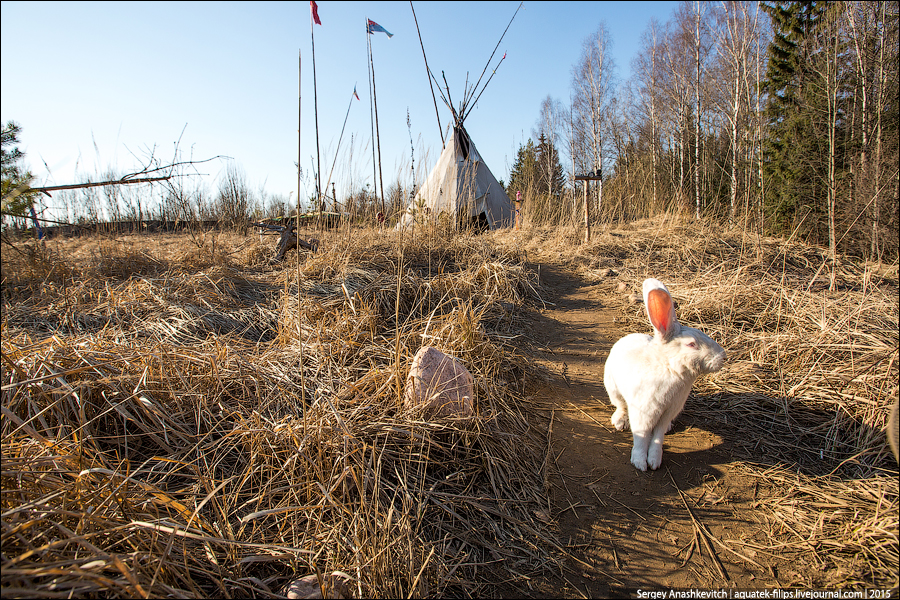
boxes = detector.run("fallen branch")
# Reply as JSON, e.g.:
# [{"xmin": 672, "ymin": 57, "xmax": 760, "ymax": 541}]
[{"xmin": 28, "ymin": 175, "xmax": 173, "ymax": 195}]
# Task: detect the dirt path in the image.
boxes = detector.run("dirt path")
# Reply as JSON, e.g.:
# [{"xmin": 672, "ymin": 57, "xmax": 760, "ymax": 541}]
[{"xmin": 516, "ymin": 260, "xmax": 784, "ymax": 597}]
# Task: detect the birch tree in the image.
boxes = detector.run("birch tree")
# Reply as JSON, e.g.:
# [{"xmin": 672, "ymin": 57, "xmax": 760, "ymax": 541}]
[
  {"xmin": 534, "ymin": 96, "xmax": 566, "ymax": 202},
  {"xmin": 633, "ymin": 20, "xmax": 664, "ymax": 210},
  {"xmin": 712, "ymin": 1, "xmax": 762, "ymax": 225},
  {"xmin": 571, "ymin": 23, "xmax": 616, "ymax": 213},
  {"xmin": 672, "ymin": 1, "xmax": 712, "ymax": 218},
  {"xmin": 847, "ymin": 0, "xmax": 893, "ymax": 259},
  {"xmin": 659, "ymin": 21, "xmax": 694, "ymax": 207}
]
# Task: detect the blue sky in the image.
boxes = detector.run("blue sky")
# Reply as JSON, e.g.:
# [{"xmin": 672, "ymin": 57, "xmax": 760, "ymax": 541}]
[{"xmin": 1, "ymin": 1, "xmax": 681, "ymax": 214}]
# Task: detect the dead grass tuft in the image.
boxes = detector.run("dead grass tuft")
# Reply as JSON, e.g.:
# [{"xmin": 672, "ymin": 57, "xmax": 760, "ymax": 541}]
[{"xmin": 2, "ymin": 227, "xmax": 555, "ymax": 598}]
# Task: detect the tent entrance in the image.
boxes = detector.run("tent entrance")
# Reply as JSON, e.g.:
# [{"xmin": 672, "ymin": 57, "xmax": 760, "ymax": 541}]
[{"xmin": 471, "ymin": 212, "xmax": 490, "ymax": 232}]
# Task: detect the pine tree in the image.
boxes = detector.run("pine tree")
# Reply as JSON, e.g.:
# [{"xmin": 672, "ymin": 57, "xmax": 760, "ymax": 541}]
[
  {"xmin": 536, "ymin": 133, "xmax": 566, "ymax": 203},
  {"xmin": 506, "ymin": 139, "xmax": 538, "ymax": 202},
  {"xmin": 762, "ymin": 1, "xmax": 827, "ymax": 232},
  {"xmin": 1, "ymin": 121, "xmax": 39, "ymax": 221}
]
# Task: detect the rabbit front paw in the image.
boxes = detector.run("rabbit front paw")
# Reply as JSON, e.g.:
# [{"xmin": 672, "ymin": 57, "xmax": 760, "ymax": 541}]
[{"xmin": 611, "ymin": 408, "xmax": 629, "ymax": 431}]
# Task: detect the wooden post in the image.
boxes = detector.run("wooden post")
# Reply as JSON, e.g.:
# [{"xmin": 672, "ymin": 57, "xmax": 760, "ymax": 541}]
[
  {"xmin": 297, "ymin": 49, "xmax": 302, "ymax": 234},
  {"xmin": 574, "ymin": 173, "xmax": 602, "ymax": 243},
  {"xmin": 583, "ymin": 180, "xmax": 590, "ymax": 242},
  {"xmin": 515, "ymin": 190, "xmax": 521, "ymax": 230}
]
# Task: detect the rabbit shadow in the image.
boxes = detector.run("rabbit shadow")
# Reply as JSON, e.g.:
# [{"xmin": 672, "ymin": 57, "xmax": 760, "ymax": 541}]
[
  {"xmin": 680, "ymin": 391, "xmax": 898, "ymax": 480},
  {"xmin": 539, "ymin": 388, "xmax": 770, "ymax": 592}
]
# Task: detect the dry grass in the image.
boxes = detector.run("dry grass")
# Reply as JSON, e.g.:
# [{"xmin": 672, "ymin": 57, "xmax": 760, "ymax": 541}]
[
  {"xmin": 2, "ymin": 227, "xmax": 555, "ymax": 598},
  {"xmin": 497, "ymin": 215, "xmax": 899, "ymax": 587},
  {"xmin": 2, "ymin": 216, "xmax": 898, "ymax": 594}
]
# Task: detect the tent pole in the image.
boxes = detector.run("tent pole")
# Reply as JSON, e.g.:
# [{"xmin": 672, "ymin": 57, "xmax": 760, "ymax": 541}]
[
  {"xmin": 409, "ymin": 1, "xmax": 444, "ymax": 146},
  {"xmin": 463, "ymin": 1, "xmax": 522, "ymax": 119}
]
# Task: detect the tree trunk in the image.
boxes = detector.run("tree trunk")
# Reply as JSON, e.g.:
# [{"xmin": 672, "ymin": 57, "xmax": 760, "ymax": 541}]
[
  {"xmin": 694, "ymin": 0, "xmax": 701, "ymax": 220},
  {"xmin": 871, "ymin": 1, "xmax": 885, "ymax": 260},
  {"xmin": 848, "ymin": 2, "xmax": 871, "ymax": 256},
  {"xmin": 826, "ymin": 12, "xmax": 839, "ymax": 263},
  {"xmin": 730, "ymin": 76, "xmax": 739, "ymax": 226},
  {"xmin": 756, "ymin": 30, "xmax": 764, "ymax": 233},
  {"xmin": 650, "ymin": 54, "xmax": 658, "ymax": 211},
  {"xmin": 679, "ymin": 115, "xmax": 685, "ymax": 205}
]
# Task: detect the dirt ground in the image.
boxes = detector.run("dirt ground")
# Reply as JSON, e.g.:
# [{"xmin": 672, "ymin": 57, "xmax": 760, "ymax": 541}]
[{"xmin": 512, "ymin": 259, "xmax": 791, "ymax": 598}]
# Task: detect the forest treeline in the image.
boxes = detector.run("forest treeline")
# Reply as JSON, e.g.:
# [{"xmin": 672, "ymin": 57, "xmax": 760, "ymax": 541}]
[
  {"xmin": 3, "ymin": 1, "xmax": 897, "ymax": 261},
  {"xmin": 508, "ymin": 0, "xmax": 899, "ymax": 260}
]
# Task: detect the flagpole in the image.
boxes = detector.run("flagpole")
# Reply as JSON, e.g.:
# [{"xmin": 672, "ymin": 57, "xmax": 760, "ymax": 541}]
[
  {"xmin": 368, "ymin": 22, "xmax": 387, "ymax": 219},
  {"xmin": 296, "ymin": 46, "xmax": 307, "ymax": 420},
  {"xmin": 366, "ymin": 18, "xmax": 381, "ymax": 218},
  {"xmin": 311, "ymin": 3, "xmax": 323, "ymax": 229},
  {"xmin": 297, "ymin": 49, "xmax": 303, "ymax": 225}
]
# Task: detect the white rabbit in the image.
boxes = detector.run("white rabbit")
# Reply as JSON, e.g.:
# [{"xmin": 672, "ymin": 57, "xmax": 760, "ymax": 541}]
[{"xmin": 604, "ymin": 278, "xmax": 726, "ymax": 471}]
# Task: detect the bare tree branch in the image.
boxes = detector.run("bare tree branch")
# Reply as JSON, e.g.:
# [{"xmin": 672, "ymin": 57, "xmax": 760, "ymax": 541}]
[{"xmin": 28, "ymin": 176, "xmax": 173, "ymax": 194}]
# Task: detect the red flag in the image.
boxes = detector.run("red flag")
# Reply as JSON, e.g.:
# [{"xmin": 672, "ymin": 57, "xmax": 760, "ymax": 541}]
[
  {"xmin": 353, "ymin": 85, "xmax": 360, "ymax": 101},
  {"xmin": 310, "ymin": 1, "xmax": 321, "ymax": 25}
]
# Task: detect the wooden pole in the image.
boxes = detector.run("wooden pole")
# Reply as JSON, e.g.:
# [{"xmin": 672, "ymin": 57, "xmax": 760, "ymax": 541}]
[
  {"xmin": 297, "ymin": 39, "xmax": 307, "ymax": 416},
  {"xmin": 515, "ymin": 191, "xmax": 521, "ymax": 230},
  {"xmin": 575, "ymin": 174, "xmax": 601, "ymax": 243},
  {"xmin": 583, "ymin": 180, "xmax": 590, "ymax": 243},
  {"xmin": 24, "ymin": 175, "xmax": 171, "ymax": 194},
  {"xmin": 297, "ymin": 49, "xmax": 303, "ymax": 226},
  {"xmin": 311, "ymin": 6, "xmax": 322, "ymax": 230},
  {"xmin": 369, "ymin": 28, "xmax": 387, "ymax": 219},
  {"xmin": 320, "ymin": 90, "xmax": 357, "ymax": 215}
]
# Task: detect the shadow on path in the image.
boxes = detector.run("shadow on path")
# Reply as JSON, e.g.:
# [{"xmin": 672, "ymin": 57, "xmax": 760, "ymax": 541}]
[{"xmin": 511, "ymin": 262, "xmax": 783, "ymax": 598}]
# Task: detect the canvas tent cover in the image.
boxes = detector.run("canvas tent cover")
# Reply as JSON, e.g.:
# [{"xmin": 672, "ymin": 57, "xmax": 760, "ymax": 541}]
[{"xmin": 399, "ymin": 126, "xmax": 513, "ymax": 230}]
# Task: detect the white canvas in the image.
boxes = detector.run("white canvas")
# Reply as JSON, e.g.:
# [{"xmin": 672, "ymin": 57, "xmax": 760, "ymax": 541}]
[{"xmin": 399, "ymin": 126, "xmax": 513, "ymax": 230}]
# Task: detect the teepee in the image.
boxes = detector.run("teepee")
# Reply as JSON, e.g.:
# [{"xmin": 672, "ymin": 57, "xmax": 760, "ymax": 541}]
[
  {"xmin": 399, "ymin": 124, "xmax": 512, "ymax": 230},
  {"xmin": 399, "ymin": 3, "xmax": 520, "ymax": 231}
]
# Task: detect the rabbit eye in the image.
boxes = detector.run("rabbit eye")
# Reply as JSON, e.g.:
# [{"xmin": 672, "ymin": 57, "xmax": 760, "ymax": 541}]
[{"xmin": 686, "ymin": 341, "xmax": 697, "ymax": 349}]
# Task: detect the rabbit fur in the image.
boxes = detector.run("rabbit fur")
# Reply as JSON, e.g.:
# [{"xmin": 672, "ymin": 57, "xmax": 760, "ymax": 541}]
[{"xmin": 604, "ymin": 279, "xmax": 726, "ymax": 471}]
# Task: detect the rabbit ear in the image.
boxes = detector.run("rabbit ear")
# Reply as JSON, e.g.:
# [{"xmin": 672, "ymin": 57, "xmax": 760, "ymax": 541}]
[{"xmin": 643, "ymin": 279, "xmax": 680, "ymax": 341}]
